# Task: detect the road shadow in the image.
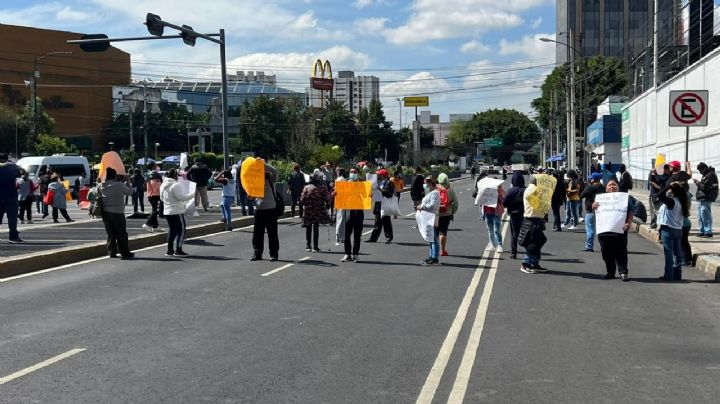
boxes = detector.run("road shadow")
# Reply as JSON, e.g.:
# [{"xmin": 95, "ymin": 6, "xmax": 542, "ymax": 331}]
[
  {"xmin": 181, "ymin": 256, "xmax": 237, "ymax": 261},
  {"xmin": 298, "ymin": 259, "xmax": 338, "ymax": 268},
  {"xmin": 627, "ymin": 251, "xmax": 659, "ymax": 255},
  {"xmin": 541, "ymin": 270, "xmax": 607, "ymax": 280},
  {"xmin": 543, "ymin": 258, "xmax": 586, "ymax": 264},
  {"xmin": 134, "ymin": 257, "xmax": 182, "ymax": 262},
  {"xmin": 394, "ymin": 242, "xmax": 427, "ymax": 247},
  {"xmin": 184, "ymin": 240, "xmax": 224, "ymax": 247},
  {"xmin": 446, "ymin": 254, "xmax": 482, "ymax": 260}
]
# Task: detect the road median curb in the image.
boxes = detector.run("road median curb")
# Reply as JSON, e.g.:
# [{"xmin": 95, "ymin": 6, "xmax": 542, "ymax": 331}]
[
  {"xmin": 0, "ymin": 212, "xmax": 291, "ymax": 279},
  {"xmin": 633, "ymin": 223, "xmax": 720, "ymax": 281}
]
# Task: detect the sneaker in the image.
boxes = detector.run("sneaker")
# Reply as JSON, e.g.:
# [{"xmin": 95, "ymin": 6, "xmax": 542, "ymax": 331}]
[
  {"xmin": 142, "ymin": 224, "xmax": 154, "ymax": 233},
  {"xmin": 174, "ymin": 250, "xmax": 190, "ymax": 257},
  {"xmin": 496, "ymin": 246, "xmax": 504, "ymax": 253},
  {"xmin": 20, "ymin": 220, "xmax": 25, "ymax": 224},
  {"xmin": 335, "ymin": 242, "xmax": 341, "ymax": 246},
  {"xmin": 520, "ymin": 263, "xmax": 537, "ymax": 274},
  {"xmin": 352, "ymin": 255, "xmax": 359, "ymax": 262},
  {"xmin": 155, "ymin": 227, "xmax": 166, "ymax": 232},
  {"xmin": 165, "ymin": 252, "xmax": 174, "ymax": 257},
  {"xmin": 269, "ymin": 256, "xmax": 278, "ymax": 262},
  {"xmin": 567, "ymin": 225, "xmax": 577, "ymax": 230},
  {"xmin": 579, "ymin": 218, "xmax": 585, "ymax": 223},
  {"xmin": 305, "ymin": 247, "xmax": 312, "ymax": 252},
  {"xmin": 421, "ymin": 257, "xmax": 433, "ymax": 266},
  {"xmin": 341, "ymin": 255, "xmax": 351, "ymax": 262},
  {"xmin": 485, "ymin": 243, "xmax": 495, "ymax": 252},
  {"xmin": 120, "ymin": 253, "xmax": 135, "ymax": 260},
  {"xmin": 532, "ymin": 265, "xmax": 548, "ymax": 272},
  {"xmin": 510, "ymin": 253, "xmax": 517, "ymax": 259},
  {"xmin": 440, "ymin": 250, "xmax": 449, "ymax": 256},
  {"xmin": 561, "ymin": 224, "xmax": 567, "ymax": 229},
  {"xmin": 250, "ymin": 256, "xmax": 262, "ymax": 261},
  {"xmin": 620, "ymin": 273, "xmax": 629, "ymax": 282},
  {"xmin": 429, "ymin": 259, "xmax": 441, "ymax": 266},
  {"xmin": 226, "ymin": 227, "xmax": 233, "ymax": 232},
  {"xmin": 385, "ymin": 239, "xmax": 393, "ymax": 244},
  {"xmin": 583, "ymin": 248, "xmax": 594, "ymax": 252},
  {"xmin": 9, "ymin": 238, "xmax": 25, "ymax": 244},
  {"xmin": 312, "ymin": 248, "xmax": 321, "ymax": 253},
  {"xmin": 66, "ymin": 219, "xmax": 75, "ymax": 223}
]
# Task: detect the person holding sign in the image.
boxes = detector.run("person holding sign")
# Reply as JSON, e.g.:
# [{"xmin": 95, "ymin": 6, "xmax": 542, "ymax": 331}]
[
  {"xmin": 250, "ymin": 162, "xmax": 280, "ymax": 262},
  {"xmin": 341, "ymin": 168, "xmax": 366, "ymax": 262},
  {"xmin": 655, "ymin": 181, "xmax": 690, "ymax": 281},
  {"xmin": 519, "ymin": 176, "xmax": 548, "ymax": 274},
  {"xmin": 367, "ymin": 169, "xmax": 395, "ymax": 244},
  {"xmin": 592, "ymin": 179, "xmax": 635, "ymax": 281},
  {"xmin": 416, "ymin": 176, "xmax": 441, "ymax": 266}
]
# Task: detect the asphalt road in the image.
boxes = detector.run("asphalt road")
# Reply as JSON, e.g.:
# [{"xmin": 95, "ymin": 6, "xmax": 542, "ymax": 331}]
[{"xmin": 2, "ymin": 176, "xmax": 720, "ymax": 403}]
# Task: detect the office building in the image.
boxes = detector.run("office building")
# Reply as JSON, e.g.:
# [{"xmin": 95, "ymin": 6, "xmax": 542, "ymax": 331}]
[{"xmin": 307, "ymin": 71, "xmax": 380, "ymax": 114}]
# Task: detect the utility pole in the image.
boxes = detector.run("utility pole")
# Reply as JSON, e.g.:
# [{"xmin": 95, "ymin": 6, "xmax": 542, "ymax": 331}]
[
  {"xmin": 569, "ymin": 28, "xmax": 576, "ymax": 172},
  {"xmin": 143, "ymin": 83, "xmax": 149, "ymax": 166}
]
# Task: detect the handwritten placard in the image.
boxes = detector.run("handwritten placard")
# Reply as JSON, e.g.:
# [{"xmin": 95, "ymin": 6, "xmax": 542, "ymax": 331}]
[
  {"xmin": 415, "ymin": 210, "xmax": 436, "ymax": 242},
  {"xmin": 367, "ymin": 174, "xmax": 383, "ymax": 202},
  {"xmin": 527, "ymin": 174, "xmax": 557, "ymax": 215},
  {"xmin": 240, "ymin": 157, "xmax": 266, "ymax": 198},
  {"xmin": 595, "ymin": 192, "xmax": 629, "ymax": 234},
  {"xmin": 474, "ymin": 177, "xmax": 504, "ymax": 207},
  {"xmin": 334, "ymin": 181, "xmax": 372, "ymax": 210}
]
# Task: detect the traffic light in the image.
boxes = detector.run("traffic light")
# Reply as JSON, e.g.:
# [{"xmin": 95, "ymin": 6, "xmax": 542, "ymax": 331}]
[
  {"xmin": 181, "ymin": 25, "xmax": 196, "ymax": 46},
  {"xmin": 145, "ymin": 13, "xmax": 164, "ymax": 36}
]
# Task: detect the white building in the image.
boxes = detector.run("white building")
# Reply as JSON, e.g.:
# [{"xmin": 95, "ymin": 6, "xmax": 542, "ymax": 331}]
[
  {"xmin": 307, "ymin": 71, "xmax": 380, "ymax": 114},
  {"xmin": 622, "ymin": 46, "xmax": 720, "ymax": 182},
  {"xmin": 412, "ymin": 111, "xmax": 473, "ymax": 146}
]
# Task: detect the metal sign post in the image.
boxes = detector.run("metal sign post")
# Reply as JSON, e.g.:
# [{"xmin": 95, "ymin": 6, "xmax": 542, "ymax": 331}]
[{"xmin": 669, "ymin": 90, "xmax": 709, "ymax": 161}]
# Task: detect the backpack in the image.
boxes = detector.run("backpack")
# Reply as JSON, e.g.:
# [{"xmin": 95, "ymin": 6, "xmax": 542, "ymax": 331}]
[
  {"xmin": 439, "ymin": 186, "xmax": 450, "ymax": 213},
  {"xmin": 633, "ymin": 198, "xmax": 647, "ymax": 223}
]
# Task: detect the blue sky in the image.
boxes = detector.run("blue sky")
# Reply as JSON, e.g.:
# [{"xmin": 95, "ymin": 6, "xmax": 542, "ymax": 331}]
[{"xmin": 1, "ymin": 0, "xmax": 557, "ymax": 126}]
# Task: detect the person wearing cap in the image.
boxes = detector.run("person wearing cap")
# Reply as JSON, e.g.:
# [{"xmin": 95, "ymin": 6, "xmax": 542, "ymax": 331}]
[
  {"xmin": 665, "ymin": 160, "xmax": 691, "ymax": 191},
  {"xmin": 693, "ymin": 162, "xmax": 717, "ymax": 237},
  {"xmin": 367, "ymin": 168, "xmax": 395, "ymax": 243},
  {"xmin": 580, "ymin": 173, "xmax": 605, "ymax": 252}
]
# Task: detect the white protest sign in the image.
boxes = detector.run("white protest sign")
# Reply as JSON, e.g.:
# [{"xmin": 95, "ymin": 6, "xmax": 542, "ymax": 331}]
[
  {"xmin": 595, "ymin": 192, "xmax": 629, "ymax": 234},
  {"xmin": 180, "ymin": 153, "xmax": 189, "ymax": 171},
  {"xmin": 178, "ymin": 178, "xmax": 199, "ymax": 217},
  {"xmin": 415, "ymin": 210, "xmax": 436, "ymax": 242},
  {"xmin": 474, "ymin": 177, "xmax": 504, "ymax": 207},
  {"xmin": 367, "ymin": 174, "xmax": 383, "ymax": 203}
]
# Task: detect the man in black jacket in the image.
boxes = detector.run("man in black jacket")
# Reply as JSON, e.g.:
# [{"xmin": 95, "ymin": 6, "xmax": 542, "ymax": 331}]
[
  {"xmin": 410, "ymin": 167, "xmax": 425, "ymax": 208},
  {"xmin": 288, "ymin": 163, "xmax": 306, "ymax": 218},
  {"xmin": 694, "ymin": 162, "xmax": 718, "ymax": 237},
  {"xmin": 187, "ymin": 158, "xmax": 212, "ymax": 211},
  {"xmin": 618, "ymin": 164, "xmax": 633, "ymax": 192}
]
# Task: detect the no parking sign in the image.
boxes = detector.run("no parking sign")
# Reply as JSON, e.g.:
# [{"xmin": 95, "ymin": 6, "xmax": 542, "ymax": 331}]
[{"xmin": 669, "ymin": 90, "xmax": 709, "ymax": 127}]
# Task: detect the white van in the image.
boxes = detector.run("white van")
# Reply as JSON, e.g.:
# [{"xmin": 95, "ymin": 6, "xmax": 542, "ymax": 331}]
[{"xmin": 16, "ymin": 155, "xmax": 91, "ymax": 186}]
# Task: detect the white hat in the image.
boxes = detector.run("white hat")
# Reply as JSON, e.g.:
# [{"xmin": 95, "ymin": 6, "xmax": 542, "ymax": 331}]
[{"xmin": 312, "ymin": 168, "xmax": 323, "ymax": 178}]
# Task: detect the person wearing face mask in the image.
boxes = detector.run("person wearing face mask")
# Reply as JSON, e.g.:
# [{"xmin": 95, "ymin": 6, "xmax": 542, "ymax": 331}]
[
  {"xmin": 417, "ymin": 176, "xmax": 441, "ymax": 265},
  {"xmin": 334, "ymin": 168, "xmax": 348, "ymax": 246},
  {"xmin": 367, "ymin": 169, "xmax": 395, "ymax": 243},
  {"xmin": 341, "ymin": 168, "xmax": 365, "ymax": 262},
  {"xmin": 656, "ymin": 181, "xmax": 690, "ymax": 280}
]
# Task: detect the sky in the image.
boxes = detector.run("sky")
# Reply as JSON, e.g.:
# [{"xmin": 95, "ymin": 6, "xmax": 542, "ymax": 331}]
[{"xmin": 1, "ymin": 0, "xmax": 557, "ymax": 128}]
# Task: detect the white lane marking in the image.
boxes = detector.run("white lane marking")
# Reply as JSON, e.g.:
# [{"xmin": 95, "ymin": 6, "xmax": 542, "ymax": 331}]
[
  {"xmin": 0, "ymin": 348, "xmax": 86, "ymax": 385},
  {"xmin": 362, "ymin": 230, "xmax": 373, "ymax": 236},
  {"xmin": 0, "ymin": 217, "xmax": 297, "ymax": 283},
  {"xmin": 405, "ymin": 212, "xmax": 416, "ymax": 217},
  {"xmin": 261, "ymin": 256, "xmax": 311, "ymax": 277},
  {"xmin": 447, "ymin": 219, "xmax": 509, "ymax": 403},
  {"xmin": 415, "ymin": 249, "xmax": 492, "ymax": 404}
]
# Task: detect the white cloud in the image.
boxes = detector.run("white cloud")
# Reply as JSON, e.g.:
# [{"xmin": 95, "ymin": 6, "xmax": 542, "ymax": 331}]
[
  {"xmin": 354, "ymin": 0, "xmax": 385, "ymax": 9},
  {"xmin": 354, "ymin": 17, "xmax": 389, "ymax": 35},
  {"xmin": 381, "ymin": 0, "xmax": 550, "ymax": 45},
  {"xmin": 530, "ymin": 17, "xmax": 543, "ymax": 29},
  {"xmin": 460, "ymin": 40, "xmax": 490, "ymax": 54},
  {"xmin": 499, "ymin": 33, "xmax": 555, "ymax": 59}
]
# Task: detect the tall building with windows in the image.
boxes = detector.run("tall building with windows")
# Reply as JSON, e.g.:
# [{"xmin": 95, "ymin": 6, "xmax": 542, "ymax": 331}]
[
  {"xmin": 556, "ymin": 0, "xmax": 653, "ymax": 66},
  {"xmin": 307, "ymin": 71, "xmax": 380, "ymax": 114}
]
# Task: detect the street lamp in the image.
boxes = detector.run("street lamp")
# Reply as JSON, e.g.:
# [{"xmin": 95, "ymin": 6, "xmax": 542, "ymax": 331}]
[
  {"xmin": 108, "ymin": 141, "xmax": 115, "ymax": 151},
  {"xmin": 396, "ymin": 97, "xmax": 403, "ymax": 130},
  {"xmin": 539, "ymin": 34, "xmax": 583, "ymax": 172},
  {"xmin": 31, "ymin": 51, "xmax": 72, "ymax": 139},
  {"xmin": 154, "ymin": 142, "xmax": 160, "ymax": 160}
]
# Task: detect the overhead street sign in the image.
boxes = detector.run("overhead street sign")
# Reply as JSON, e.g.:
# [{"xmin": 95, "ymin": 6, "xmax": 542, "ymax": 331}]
[
  {"xmin": 669, "ymin": 90, "xmax": 708, "ymax": 127},
  {"xmin": 483, "ymin": 138, "xmax": 503, "ymax": 147},
  {"xmin": 404, "ymin": 96, "xmax": 429, "ymax": 107}
]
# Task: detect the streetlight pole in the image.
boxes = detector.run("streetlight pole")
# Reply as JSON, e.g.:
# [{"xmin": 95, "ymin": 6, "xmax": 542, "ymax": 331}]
[
  {"xmin": 155, "ymin": 142, "xmax": 160, "ymax": 160},
  {"xmin": 31, "ymin": 51, "xmax": 72, "ymax": 140},
  {"xmin": 396, "ymin": 97, "xmax": 402, "ymax": 130}
]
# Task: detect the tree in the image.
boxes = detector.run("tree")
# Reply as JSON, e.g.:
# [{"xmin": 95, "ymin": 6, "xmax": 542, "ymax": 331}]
[
  {"xmin": 18, "ymin": 99, "xmax": 55, "ymax": 149},
  {"xmin": 237, "ymin": 96, "xmax": 293, "ymax": 158},
  {"xmin": 446, "ymin": 121, "xmax": 472, "ymax": 155},
  {"xmin": 419, "ymin": 126, "xmax": 435, "ymax": 147},
  {"xmin": 460, "ymin": 109, "xmax": 540, "ymax": 164},
  {"xmin": 356, "ymin": 99, "xmax": 403, "ymax": 162},
  {"xmin": 34, "ymin": 134, "xmax": 75, "ymax": 156},
  {"xmin": 315, "ymin": 99, "xmax": 359, "ymax": 157},
  {"xmin": 0, "ymin": 105, "xmax": 25, "ymax": 157}
]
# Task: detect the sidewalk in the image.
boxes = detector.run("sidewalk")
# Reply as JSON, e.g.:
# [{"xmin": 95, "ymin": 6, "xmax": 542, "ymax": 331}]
[{"xmin": 628, "ymin": 187, "xmax": 720, "ymax": 280}]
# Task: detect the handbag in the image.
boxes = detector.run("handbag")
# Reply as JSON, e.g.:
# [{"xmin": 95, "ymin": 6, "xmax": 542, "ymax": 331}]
[
  {"xmin": 380, "ymin": 196, "xmax": 400, "ymax": 217},
  {"xmin": 43, "ymin": 189, "xmax": 55, "ymax": 205},
  {"xmin": 89, "ymin": 191, "xmax": 103, "ymax": 217},
  {"xmin": 270, "ymin": 183, "xmax": 285, "ymax": 217}
]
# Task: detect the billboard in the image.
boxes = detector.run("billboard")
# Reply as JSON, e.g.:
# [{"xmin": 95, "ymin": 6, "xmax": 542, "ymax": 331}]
[{"xmin": 404, "ymin": 96, "xmax": 429, "ymax": 107}]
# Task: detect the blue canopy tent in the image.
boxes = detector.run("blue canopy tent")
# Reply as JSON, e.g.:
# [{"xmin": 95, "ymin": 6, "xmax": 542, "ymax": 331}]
[
  {"xmin": 162, "ymin": 155, "xmax": 181, "ymax": 164},
  {"xmin": 545, "ymin": 153, "xmax": 566, "ymax": 163}
]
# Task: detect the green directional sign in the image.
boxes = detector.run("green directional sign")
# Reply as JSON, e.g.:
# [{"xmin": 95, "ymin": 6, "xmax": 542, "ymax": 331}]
[{"xmin": 483, "ymin": 138, "xmax": 503, "ymax": 147}]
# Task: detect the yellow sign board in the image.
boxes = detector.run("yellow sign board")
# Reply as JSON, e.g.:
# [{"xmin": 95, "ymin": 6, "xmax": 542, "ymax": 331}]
[
  {"xmin": 240, "ymin": 157, "xmax": 266, "ymax": 198},
  {"xmin": 527, "ymin": 174, "xmax": 557, "ymax": 215},
  {"xmin": 334, "ymin": 181, "xmax": 372, "ymax": 210},
  {"xmin": 404, "ymin": 96, "xmax": 429, "ymax": 107}
]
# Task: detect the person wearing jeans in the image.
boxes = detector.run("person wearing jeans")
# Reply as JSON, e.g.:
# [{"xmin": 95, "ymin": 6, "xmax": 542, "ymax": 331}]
[
  {"xmin": 693, "ymin": 162, "xmax": 717, "ymax": 237},
  {"xmin": 479, "ymin": 184, "xmax": 506, "ymax": 252},
  {"xmin": 563, "ymin": 173, "xmax": 581, "ymax": 229},
  {"xmin": 417, "ymin": 176, "xmax": 440, "ymax": 265},
  {"xmin": 657, "ymin": 182, "xmax": 688, "ymax": 280},
  {"xmin": 581, "ymin": 173, "xmax": 605, "ymax": 251},
  {"xmin": 214, "ymin": 170, "xmax": 236, "ymax": 231}
]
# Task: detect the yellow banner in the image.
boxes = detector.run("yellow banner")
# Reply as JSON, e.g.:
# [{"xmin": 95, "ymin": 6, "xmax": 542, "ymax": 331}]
[
  {"xmin": 404, "ymin": 96, "xmax": 429, "ymax": 107},
  {"xmin": 241, "ymin": 157, "xmax": 266, "ymax": 198},
  {"xmin": 655, "ymin": 153, "xmax": 666, "ymax": 169},
  {"xmin": 63, "ymin": 180, "xmax": 72, "ymax": 201},
  {"xmin": 527, "ymin": 174, "xmax": 557, "ymax": 215},
  {"xmin": 334, "ymin": 181, "xmax": 372, "ymax": 210}
]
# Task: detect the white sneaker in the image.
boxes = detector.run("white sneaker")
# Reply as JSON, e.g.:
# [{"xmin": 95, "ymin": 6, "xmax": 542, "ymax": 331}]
[
  {"xmin": 142, "ymin": 224, "xmax": 152, "ymax": 233},
  {"xmin": 568, "ymin": 225, "xmax": 577, "ymax": 230},
  {"xmin": 496, "ymin": 246, "xmax": 504, "ymax": 253},
  {"xmin": 561, "ymin": 224, "xmax": 567, "ymax": 229},
  {"xmin": 579, "ymin": 218, "xmax": 585, "ymax": 223},
  {"xmin": 341, "ymin": 255, "xmax": 351, "ymax": 262},
  {"xmin": 485, "ymin": 243, "xmax": 495, "ymax": 252},
  {"xmin": 335, "ymin": 242, "xmax": 341, "ymax": 246}
]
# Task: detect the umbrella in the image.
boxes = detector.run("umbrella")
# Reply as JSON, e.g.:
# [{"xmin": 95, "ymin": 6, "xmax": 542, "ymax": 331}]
[
  {"xmin": 162, "ymin": 155, "xmax": 181, "ymax": 164},
  {"xmin": 137, "ymin": 157, "xmax": 155, "ymax": 165}
]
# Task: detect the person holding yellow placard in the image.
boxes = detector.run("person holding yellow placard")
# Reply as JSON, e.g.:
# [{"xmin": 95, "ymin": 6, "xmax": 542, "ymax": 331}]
[
  {"xmin": 341, "ymin": 168, "xmax": 366, "ymax": 262},
  {"xmin": 250, "ymin": 161, "xmax": 280, "ymax": 261}
]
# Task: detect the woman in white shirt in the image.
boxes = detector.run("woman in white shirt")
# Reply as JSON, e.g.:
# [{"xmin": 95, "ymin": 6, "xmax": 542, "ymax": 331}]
[
  {"xmin": 417, "ymin": 176, "xmax": 441, "ymax": 266},
  {"xmin": 656, "ymin": 181, "xmax": 689, "ymax": 280}
]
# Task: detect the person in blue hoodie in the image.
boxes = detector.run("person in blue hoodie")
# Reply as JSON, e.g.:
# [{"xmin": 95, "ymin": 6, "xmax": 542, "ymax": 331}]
[{"xmin": 503, "ymin": 171, "xmax": 526, "ymax": 259}]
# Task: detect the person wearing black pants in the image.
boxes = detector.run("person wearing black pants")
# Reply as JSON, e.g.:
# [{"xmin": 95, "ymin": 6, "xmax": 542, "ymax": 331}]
[
  {"xmin": 344, "ymin": 210, "xmax": 364, "ymax": 261},
  {"xmin": 251, "ymin": 162, "xmax": 280, "ymax": 261},
  {"xmin": 682, "ymin": 219, "xmax": 692, "ymax": 266},
  {"xmin": 160, "ymin": 168, "xmax": 194, "ymax": 257},
  {"xmin": 503, "ymin": 171, "xmax": 526, "ymax": 259},
  {"xmin": 551, "ymin": 172, "xmax": 565, "ymax": 231},
  {"xmin": 99, "ymin": 168, "xmax": 135, "ymax": 259},
  {"xmin": 597, "ymin": 233, "xmax": 629, "ymax": 278},
  {"xmin": 367, "ymin": 169, "xmax": 395, "ymax": 243},
  {"xmin": 165, "ymin": 214, "xmax": 186, "ymax": 255}
]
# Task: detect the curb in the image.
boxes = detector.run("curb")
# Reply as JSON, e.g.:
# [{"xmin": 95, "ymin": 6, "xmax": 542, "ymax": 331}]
[
  {"xmin": 633, "ymin": 223, "xmax": 720, "ymax": 281},
  {"xmin": 0, "ymin": 211, "xmax": 291, "ymax": 279}
]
